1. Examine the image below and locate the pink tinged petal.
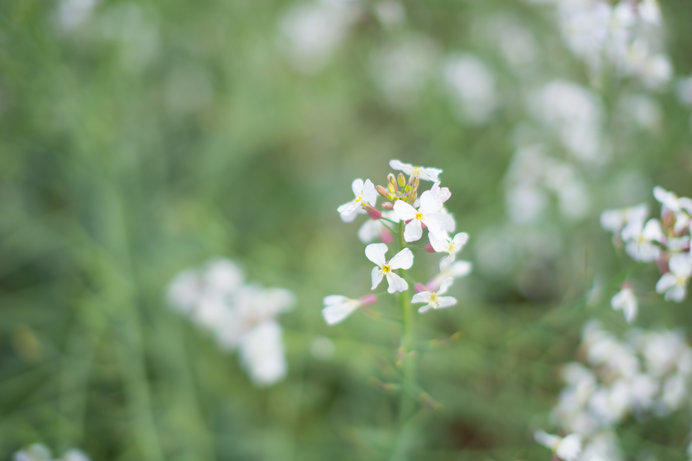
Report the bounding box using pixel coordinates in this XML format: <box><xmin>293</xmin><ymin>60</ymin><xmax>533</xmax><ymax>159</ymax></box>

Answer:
<box><xmin>656</xmin><ymin>273</ymin><xmax>677</xmax><ymax>293</ymax></box>
<box><xmin>365</xmin><ymin>243</ymin><xmax>388</xmax><ymax>266</ymax></box>
<box><xmin>393</xmin><ymin>200</ymin><xmax>417</xmax><ymax>221</ymax></box>
<box><xmin>438</xmin><ymin>277</ymin><xmax>454</xmax><ymax>295</ymax></box>
<box><xmin>322</xmin><ymin>299</ymin><xmax>359</xmax><ymax>325</ymax></box>
<box><xmin>389</xmin><ymin>247</ymin><xmax>414</xmax><ymax>270</ymax></box>
<box><xmin>404</xmin><ymin>220</ymin><xmax>423</xmax><ymax>242</ymax></box>
<box><xmin>435</xmin><ymin>296</ymin><xmax>457</xmax><ymax>309</ymax></box>
<box><xmin>371</xmin><ymin>266</ymin><xmax>384</xmax><ymax>290</ymax></box>
<box><xmin>358</xmin><ymin>294</ymin><xmax>377</xmax><ymax>305</ymax></box>
<box><xmin>362</xmin><ymin>179</ymin><xmax>378</xmax><ymax>205</ymax></box>
<box><xmin>419</xmin><ymin>190</ymin><xmax>443</xmax><ymax>213</ymax></box>
<box><xmin>411</xmin><ymin>291</ymin><xmax>432</xmax><ymax>304</ymax></box>
<box><xmin>385</xmin><ymin>272</ymin><xmax>408</xmax><ymax>293</ymax></box>
<box><xmin>414</xmin><ymin>283</ymin><xmax>427</xmax><ymax>292</ymax></box>
<box><xmin>351</xmin><ymin>178</ymin><xmax>365</xmax><ymax>196</ymax></box>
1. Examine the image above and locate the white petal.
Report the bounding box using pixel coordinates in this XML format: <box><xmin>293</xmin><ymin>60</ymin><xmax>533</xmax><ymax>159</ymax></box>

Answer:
<box><xmin>642</xmin><ymin>219</ymin><xmax>663</xmax><ymax>242</ymax></box>
<box><xmin>411</xmin><ymin>291</ymin><xmax>432</xmax><ymax>304</ymax></box>
<box><xmin>430</xmin><ymin>182</ymin><xmax>451</xmax><ymax>202</ymax></box>
<box><xmin>439</xmin><ymin>254</ymin><xmax>455</xmax><ymax>269</ymax></box>
<box><xmin>362</xmin><ymin>179</ymin><xmax>378</xmax><ymax>206</ymax></box>
<box><xmin>438</xmin><ymin>277</ymin><xmax>454</xmax><ymax>295</ymax></box>
<box><xmin>365</xmin><ymin>243</ymin><xmax>388</xmax><ymax>266</ymax></box>
<box><xmin>419</xmin><ymin>190</ymin><xmax>443</xmax><ymax>213</ymax></box>
<box><xmin>351</xmin><ymin>178</ymin><xmax>365</xmax><ymax>196</ymax></box>
<box><xmin>447</xmin><ymin>260</ymin><xmax>472</xmax><ymax>277</ymax></box>
<box><xmin>238</xmin><ymin>321</ymin><xmax>286</xmax><ymax>386</ymax></box>
<box><xmin>665</xmin><ymin>285</ymin><xmax>686</xmax><ymax>302</ymax></box>
<box><xmin>393</xmin><ymin>200</ymin><xmax>417</xmax><ymax>221</ymax></box>
<box><xmin>358</xmin><ymin>219</ymin><xmax>381</xmax><ymax>243</ymax></box>
<box><xmin>435</xmin><ymin>296</ymin><xmax>457</xmax><ymax>308</ymax></box>
<box><xmin>600</xmin><ymin>209</ymin><xmax>624</xmax><ymax>232</ymax></box>
<box><xmin>323</xmin><ymin>295</ymin><xmax>349</xmax><ymax>306</ymax></box>
<box><xmin>419</xmin><ymin>166</ymin><xmax>442</xmax><ymax>182</ymax></box>
<box><xmin>669</xmin><ymin>252</ymin><xmax>692</xmax><ymax>277</ymax></box>
<box><xmin>452</xmin><ymin>232</ymin><xmax>469</xmax><ymax>251</ymax></box>
<box><xmin>337</xmin><ymin>201</ymin><xmax>360</xmax><ymax>222</ymax></box>
<box><xmin>417</xmin><ymin>304</ymin><xmax>432</xmax><ymax>313</ymax></box>
<box><xmin>404</xmin><ymin>220</ymin><xmax>423</xmax><ymax>242</ymax></box>
<box><xmin>322</xmin><ymin>300</ymin><xmax>359</xmax><ymax>325</ymax></box>
<box><xmin>656</xmin><ymin>273</ymin><xmax>677</xmax><ymax>293</ymax></box>
<box><xmin>386</xmin><ymin>272</ymin><xmax>408</xmax><ymax>293</ymax></box>
<box><xmin>389</xmin><ymin>247</ymin><xmax>414</xmax><ymax>270</ymax></box>
<box><xmin>389</xmin><ymin>159</ymin><xmax>412</xmax><ymax>174</ymax></box>
<box><xmin>371</xmin><ymin>266</ymin><xmax>384</xmax><ymax>290</ymax></box>
<box><xmin>428</xmin><ymin>232</ymin><xmax>449</xmax><ymax>253</ymax></box>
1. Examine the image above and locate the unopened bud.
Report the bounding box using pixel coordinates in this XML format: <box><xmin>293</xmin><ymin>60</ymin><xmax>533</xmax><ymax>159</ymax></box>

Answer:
<box><xmin>425</xmin><ymin>243</ymin><xmax>435</xmax><ymax>253</ymax></box>
<box><xmin>397</xmin><ymin>173</ymin><xmax>406</xmax><ymax>188</ymax></box>
<box><xmin>381</xmin><ymin>228</ymin><xmax>393</xmax><ymax>244</ymax></box>
<box><xmin>382</xmin><ymin>202</ymin><xmax>394</xmax><ymax>210</ymax></box>
<box><xmin>408</xmin><ymin>191</ymin><xmax>417</xmax><ymax>204</ymax></box>
<box><xmin>358</xmin><ymin>294</ymin><xmax>377</xmax><ymax>305</ymax></box>
<box><xmin>366</xmin><ymin>206</ymin><xmax>382</xmax><ymax>220</ymax></box>
<box><xmin>376</xmin><ymin>185</ymin><xmax>389</xmax><ymax>198</ymax></box>
<box><xmin>414</xmin><ymin>283</ymin><xmax>427</xmax><ymax>292</ymax></box>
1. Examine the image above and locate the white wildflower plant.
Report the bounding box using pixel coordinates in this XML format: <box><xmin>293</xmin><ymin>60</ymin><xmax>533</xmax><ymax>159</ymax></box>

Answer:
<box><xmin>601</xmin><ymin>186</ymin><xmax>692</xmax><ymax>321</ymax></box>
<box><xmin>167</xmin><ymin>258</ymin><xmax>295</xmax><ymax>387</ymax></box>
<box><xmin>537</xmin><ymin>320</ymin><xmax>692</xmax><ymax>460</ymax></box>
<box><xmin>322</xmin><ymin>159</ymin><xmax>472</xmax><ymax>326</ymax></box>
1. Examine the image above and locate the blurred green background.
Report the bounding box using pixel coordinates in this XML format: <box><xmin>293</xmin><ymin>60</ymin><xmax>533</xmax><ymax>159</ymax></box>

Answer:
<box><xmin>1</xmin><ymin>0</ymin><xmax>692</xmax><ymax>459</ymax></box>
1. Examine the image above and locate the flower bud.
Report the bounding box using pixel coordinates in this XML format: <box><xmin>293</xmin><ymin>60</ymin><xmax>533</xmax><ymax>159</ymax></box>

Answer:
<box><xmin>425</xmin><ymin>243</ymin><xmax>435</xmax><ymax>253</ymax></box>
<box><xmin>414</xmin><ymin>283</ymin><xmax>427</xmax><ymax>293</ymax></box>
<box><xmin>397</xmin><ymin>173</ymin><xmax>406</xmax><ymax>188</ymax></box>
<box><xmin>366</xmin><ymin>205</ymin><xmax>382</xmax><ymax>220</ymax></box>
<box><xmin>408</xmin><ymin>191</ymin><xmax>417</xmax><ymax>204</ymax></box>
<box><xmin>376</xmin><ymin>185</ymin><xmax>389</xmax><ymax>198</ymax></box>
<box><xmin>382</xmin><ymin>202</ymin><xmax>394</xmax><ymax>210</ymax></box>
<box><xmin>381</xmin><ymin>228</ymin><xmax>393</xmax><ymax>244</ymax></box>
<box><xmin>358</xmin><ymin>293</ymin><xmax>377</xmax><ymax>306</ymax></box>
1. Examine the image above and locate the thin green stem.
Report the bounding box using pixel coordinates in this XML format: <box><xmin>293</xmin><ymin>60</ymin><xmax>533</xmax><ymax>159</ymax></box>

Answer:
<box><xmin>391</xmin><ymin>221</ymin><xmax>416</xmax><ymax>461</ymax></box>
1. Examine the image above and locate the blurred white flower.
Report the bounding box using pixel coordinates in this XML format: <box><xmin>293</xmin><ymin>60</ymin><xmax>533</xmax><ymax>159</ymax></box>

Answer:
<box><xmin>535</xmin><ymin>430</ymin><xmax>582</xmax><ymax>461</ymax></box>
<box><xmin>621</xmin><ymin>218</ymin><xmax>663</xmax><ymax>262</ymax></box>
<box><xmin>366</xmin><ymin>243</ymin><xmax>413</xmax><ymax>293</ymax></box>
<box><xmin>429</xmin><ymin>232</ymin><xmax>468</xmax><ymax>269</ymax></box>
<box><xmin>610</xmin><ymin>285</ymin><xmax>637</xmax><ymax>323</ymax></box>
<box><xmin>322</xmin><ymin>294</ymin><xmax>376</xmax><ymax>325</ymax></box>
<box><xmin>656</xmin><ymin>252</ymin><xmax>692</xmax><ymax>302</ymax></box>
<box><xmin>413</xmin><ymin>277</ymin><xmax>456</xmax><ymax>313</ymax></box>
<box><xmin>56</xmin><ymin>0</ymin><xmax>97</xmax><ymax>30</ymax></box>
<box><xmin>442</xmin><ymin>53</ymin><xmax>498</xmax><ymax>124</ymax></box>
<box><xmin>427</xmin><ymin>259</ymin><xmax>472</xmax><ymax>291</ymax></box>
<box><xmin>13</xmin><ymin>444</ymin><xmax>53</xmax><ymax>461</ymax></box>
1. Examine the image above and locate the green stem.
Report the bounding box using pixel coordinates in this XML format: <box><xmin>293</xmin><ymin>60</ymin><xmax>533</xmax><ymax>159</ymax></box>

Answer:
<box><xmin>391</xmin><ymin>222</ymin><xmax>416</xmax><ymax>461</ymax></box>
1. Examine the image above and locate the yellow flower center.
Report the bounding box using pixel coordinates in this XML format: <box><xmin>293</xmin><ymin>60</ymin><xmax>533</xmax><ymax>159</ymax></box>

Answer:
<box><xmin>429</xmin><ymin>292</ymin><xmax>438</xmax><ymax>305</ymax></box>
<box><xmin>355</xmin><ymin>195</ymin><xmax>362</xmax><ymax>203</ymax></box>
<box><xmin>415</xmin><ymin>212</ymin><xmax>423</xmax><ymax>220</ymax></box>
<box><xmin>382</xmin><ymin>264</ymin><xmax>391</xmax><ymax>273</ymax></box>
<box><xmin>448</xmin><ymin>244</ymin><xmax>455</xmax><ymax>253</ymax></box>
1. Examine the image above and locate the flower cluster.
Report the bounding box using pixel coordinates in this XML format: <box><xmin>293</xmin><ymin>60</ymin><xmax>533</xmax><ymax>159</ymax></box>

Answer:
<box><xmin>541</xmin><ymin>0</ymin><xmax>671</xmax><ymax>88</ymax></box>
<box><xmin>323</xmin><ymin>159</ymin><xmax>471</xmax><ymax>324</ymax></box>
<box><xmin>537</xmin><ymin>320</ymin><xmax>692</xmax><ymax>460</ymax></box>
<box><xmin>167</xmin><ymin>258</ymin><xmax>295</xmax><ymax>386</ymax></box>
<box><xmin>13</xmin><ymin>444</ymin><xmax>90</xmax><ymax>461</ymax></box>
<box><xmin>602</xmin><ymin>186</ymin><xmax>692</xmax><ymax>320</ymax></box>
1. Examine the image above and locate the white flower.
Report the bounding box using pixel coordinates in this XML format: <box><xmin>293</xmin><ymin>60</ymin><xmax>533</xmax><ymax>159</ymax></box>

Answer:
<box><xmin>13</xmin><ymin>444</ymin><xmax>53</xmax><ymax>461</ymax></box>
<box><xmin>322</xmin><ymin>294</ymin><xmax>376</xmax><ymax>325</ymax></box>
<box><xmin>429</xmin><ymin>232</ymin><xmax>469</xmax><ymax>268</ymax></box>
<box><xmin>656</xmin><ymin>252</ymin><xmax>692</xmax><ymax>302</ymax></box>
<box><xmin>61</xmin><ymin>449</ymin><xmax>91</xmax><ymax>461</ymax></box>
<box><xmin>600</xmin><ymin>203</ymin><xmax>648</xmax><ymax>234</ymax></box>
<box><xmin>337</xmin><ymin>178</ymin><xmax>378</xmax><ymax>223</ymax></box>
<box><xmin>534</xmin><ymin>430</ymin><xmax>582</xmax><ymax>461</ymax></box>
<box><xmin>621</xmin><ymin>218</ymin><xmax>663</xmax><ymax>262</ymax></box>
<box><xmin>238</xmin><ymin>320</ymin><xmax>287</xmax><ymax>386</ymax></box>
<box><xmin>413</xmin><ymin>277</ymin><xmax>456</xmax><ymax>313</ymax></box>
<box><xmin>389</xmin><ymin>159</ymin><xmax>442</xmax><ymax>182</ymax></box>
<box><xmin>428</xmin><ymin>260</ymin><xmax>472</xmax><ymax>290</ymax></box>
<box><xmin>610</xmin><ymin>286</ymin><xmax>637</xmax><ymax>323</ymax></box>
<box><xmin>653</xmin><ymin>186</ymin><xmax>692</xmax><ymax>233</ymax></box>
<box><xmin>365</xmin><ymin>243</ymin><xmax>413</xmax><ymax>293</ymax></box>
<box><xmin>442</xmin><ymin>53</ymin><xmax>498</xmax><ymax>124</ymax></box>
<box><xmin>393</xmin><ymin>190</ymin><xmax>446</xmax><ymax>242</ymax></box>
